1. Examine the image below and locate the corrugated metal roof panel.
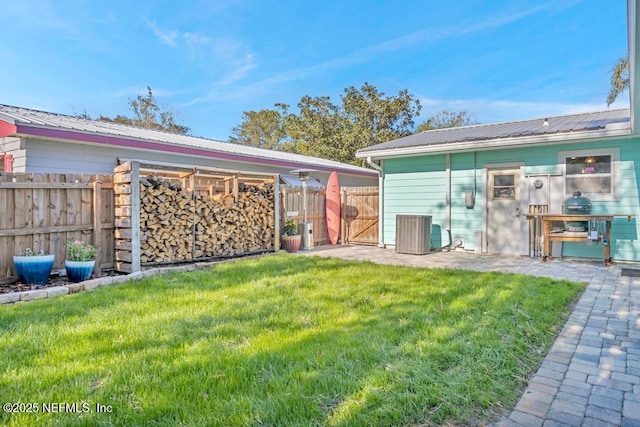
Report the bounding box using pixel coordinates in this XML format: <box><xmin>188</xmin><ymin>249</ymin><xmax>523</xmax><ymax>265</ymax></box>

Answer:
<box><xmin>358</xmin><ymin>109</ymin><xmax>630</xmax><ymax>154</ymax></box>
<box><xmin>0</xmin><ymin>104</ymin><xmax>376</xmax><ymax>175</ymax></box>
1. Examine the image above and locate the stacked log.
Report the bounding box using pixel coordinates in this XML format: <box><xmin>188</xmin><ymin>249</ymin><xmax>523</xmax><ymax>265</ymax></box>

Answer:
<box><xmin>139</xmin><ymin>175</ymin><xmax>274</xmax><ymax>263</ymax></box>
<box><xmin>139</xmin><ymin>176</ymin><xmax>194</xmax><ymax>263</ymax></box>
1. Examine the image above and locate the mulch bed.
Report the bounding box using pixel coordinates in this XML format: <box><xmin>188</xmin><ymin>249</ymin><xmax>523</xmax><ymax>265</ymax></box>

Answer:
<box><xmin>1</xmin><ymin>276</ymin><xmax>74</xmax><ymax>294</ymax></box>
<box><xmin>1</xmin><ymin>270</ymin><xmax>122</xmax><ymax>294</ymax></box>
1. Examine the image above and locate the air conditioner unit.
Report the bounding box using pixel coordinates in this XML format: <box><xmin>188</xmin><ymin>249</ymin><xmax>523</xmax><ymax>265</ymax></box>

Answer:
<box><xmin>395</xmin><ymin>215</ymin><xmax>432</xmax><ymax>255</ymax></box>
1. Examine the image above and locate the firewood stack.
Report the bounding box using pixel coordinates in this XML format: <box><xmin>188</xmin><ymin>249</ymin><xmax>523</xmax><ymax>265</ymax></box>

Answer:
<box><xmin>139</xmin><ymin>175</ymin><xmax>274</xmax><ymax>263</ymax></box>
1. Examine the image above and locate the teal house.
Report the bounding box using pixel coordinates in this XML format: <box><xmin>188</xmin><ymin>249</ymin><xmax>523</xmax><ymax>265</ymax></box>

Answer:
<box><xmin>356</xmin><ymin>2</ymin><xmax>640</xmax><ymax>263</ymax></box>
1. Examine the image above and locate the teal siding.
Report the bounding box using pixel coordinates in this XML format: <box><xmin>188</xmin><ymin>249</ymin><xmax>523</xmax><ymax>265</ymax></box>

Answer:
<box><xmin>382</xmin><ymin>136</ymin><xmax>640</xmax><ymax>261</ymax></box>
<box><xmin>450</xmin><ymin>153</ymin><xmax>482</xmax><ymax>250</ymax></box>
<box><xmin>383</xmin><ymin>156</ymin><xmax>447</xmax><ymax>247</ymax></box>
<box><xmin>559</xmin><ymin>139</ymin><xmax>640</xmax><ymax>260</ymax></box>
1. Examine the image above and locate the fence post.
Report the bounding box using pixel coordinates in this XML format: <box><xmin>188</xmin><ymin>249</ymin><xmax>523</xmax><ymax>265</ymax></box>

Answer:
<box><xmin>92</xmin><ymin>180</ymin><xmax>102</xmax><ymax>276</ymax></box>
<box><xmin>190</xmin><ymin>170</ymin><xmax>196</xmax><ymax>261</ymax></box>
<box><xmin>113</xmin><ymin>161</ymin><xmax>141</xmax><ymax>273</ymax></box>
<box><xmin>340</xmin><ymin>189</ymin><xmax>347</xmax><ymax>244</ymax></box>
<box><xmin>130</xmin><ymin>162</ymin><xmax>141</xmax><ymax>272</ymax></box>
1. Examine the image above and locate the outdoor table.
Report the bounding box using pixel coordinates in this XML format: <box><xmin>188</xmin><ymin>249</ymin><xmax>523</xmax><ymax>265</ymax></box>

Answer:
<box><xmin>524</xmin><ymin>214</ymin><xmax>634</xmax><ymax>266</ymax></box>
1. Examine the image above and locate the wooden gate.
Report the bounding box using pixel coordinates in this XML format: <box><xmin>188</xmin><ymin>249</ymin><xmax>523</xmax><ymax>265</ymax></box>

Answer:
<box><xmin>280</xmin><ymin>185</ymin><xmax>379</xmax><ymax>246</ymax></box>
<box><xmin>342</xmin><ymin>186</ymin><xmax>379</xmax><ymax>245</ymax></box>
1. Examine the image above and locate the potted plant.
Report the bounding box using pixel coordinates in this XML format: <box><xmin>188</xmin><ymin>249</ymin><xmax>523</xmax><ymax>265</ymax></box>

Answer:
<box><xmin>13</xmin><ymin>248</ymin><xmax>55</xmax><ymax>286</ymax></box>
<box><xmin>65</xmin><ymin>240</ymin><xmax>96</xmax><ymax>283</ymax></box>
<box><xmin>282</xmin><ymin>219</ymin><xmax>301</xmax><ymax>253</ymax></box>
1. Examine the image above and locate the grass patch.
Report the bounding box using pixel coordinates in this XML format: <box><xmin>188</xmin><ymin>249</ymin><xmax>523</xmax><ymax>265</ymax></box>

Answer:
<box><xmin>0</xmin><ymin>254</ymin><xmax>583</xmax><ymax>426</ymax></box>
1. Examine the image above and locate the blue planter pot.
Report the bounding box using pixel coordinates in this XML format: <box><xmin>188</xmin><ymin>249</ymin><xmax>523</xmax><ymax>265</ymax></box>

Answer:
<box><xmin>65</xmin><ymin>260</ymin><xmax>95</xmax><ymax>283</ymax></box>
<box><xmin>13</xmin><ymin>254</ymin><xmax>55</xmax><ymax>286</ymax></box>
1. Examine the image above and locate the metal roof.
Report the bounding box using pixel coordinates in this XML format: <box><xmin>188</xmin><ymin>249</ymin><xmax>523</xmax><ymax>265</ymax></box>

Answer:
<box><xmin>0</xmin><ymin>104</ymin><xmax>377</xmax><ymax>176</ymax></box>
<box><xmin>357</xmin><ymin>109</ymin><xmax>631</xmax><ymax>157</ymax></box>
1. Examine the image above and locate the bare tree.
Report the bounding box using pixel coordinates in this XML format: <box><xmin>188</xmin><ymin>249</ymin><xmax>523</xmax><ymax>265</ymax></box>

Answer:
<box><xmin>100</xmin><ymin>86</ymin><xmax>190</xmax><ymax>135</ymax></box>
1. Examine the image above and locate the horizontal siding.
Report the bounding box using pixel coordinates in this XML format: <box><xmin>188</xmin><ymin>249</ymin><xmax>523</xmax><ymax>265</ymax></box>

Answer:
<box><xmin>23</xmin><ymin>138</ymin><xmax>378</xmax><ymax>187</ymax></box>
<box><xmin>450</xmin><ymin>152</ymin><xmax>482</xmax><ymax>250</ymax></box>
<box><xmin>26</xmin><ymin>138</ymin><xmax>119</xmax><ymax>173</ymax></box>
<box><xmin>384</xmin><ymin>155</ymin><xmax>443</xmax><ymax>173</ymax></box>
<box><xmin>382</xmin><ymin>136</ymin><xmax>640</xmax><ymax>261</ymax></box>
<box><xmin>0</xmin><ymin>137</ymin><xmax>26</xmax><ymax>172</ymax></box>
<box><xmin>0</xmin><ymin>137</ymin><xmax>23</xmax><ymax>151</ymax></box>
<box><xmin>12</xmin><ymin>156</ymin><xmax>27</xmax><ymax>172</ymax></box>
<box><xmin>562</xmin><ymin>140</ymin><xmax>640</xmax><ymax>261</ymax></box>
<box><xmin>383</xmin><ymin>156</ymin><xmax>446</xmax><ymax>247</ymax></box>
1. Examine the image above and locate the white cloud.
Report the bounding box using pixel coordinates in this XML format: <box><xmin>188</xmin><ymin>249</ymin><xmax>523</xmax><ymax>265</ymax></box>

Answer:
<box><xmin>219</xmin><ymin>54</ymin><xmax>256</xmax><ymax>85</ymax></box>
<box><xmin>218</xmin><ymin>2</ymin><xmax>561</xmax><ymax>101</ymax></box>
<box><xmin>362</xmin><ymin>3</ymin><xmax>556</xmax><ymax>55</ymax></box>
<box><xmin>184</xmin><ymin>32</ymin><xmax>210</xmax><ymax>48</ymax></box>
<box><xmin>145</xmin><ymin>18</ymin><xmax>179</xmax><ymax>46</ymax></box>
<box><xmin>142</xmin><ymin>21</ymin><xmax>254</xmax><ymax>89</ymax></box>
<box><xmin>212</xmin><ymin>37</ymin><xmax>244</xmax><ymax>60</ymax></box>
<box><xmin>144</xmin><ymin>18</ymin><xmax>209</xmax><ymax>48</ymax></box>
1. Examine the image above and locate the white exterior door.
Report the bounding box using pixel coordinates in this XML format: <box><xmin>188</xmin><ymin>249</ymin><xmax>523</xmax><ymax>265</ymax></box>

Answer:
<box><xmin>486</xmin><ymin>168</ymin><xmax>521</xmax><ymax>254</ymax></box>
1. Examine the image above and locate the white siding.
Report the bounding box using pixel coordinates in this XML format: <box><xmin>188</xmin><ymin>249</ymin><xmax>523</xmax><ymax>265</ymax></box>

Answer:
<box><xmin>0</xmin><ymin>137</ymin><xmax>26</xmax><ymax>172</ymax></box>
<box><xmin>23</xmin><ymin>138</ymin><xmax>378</xmax><ymax>187</ymax></box>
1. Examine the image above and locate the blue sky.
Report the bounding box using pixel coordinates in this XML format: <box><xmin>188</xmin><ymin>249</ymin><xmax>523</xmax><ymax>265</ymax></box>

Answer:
<box><xmin>0</xmin><ymin>1</ymin><xmax>629</xmax><ymax>141</ymax></box>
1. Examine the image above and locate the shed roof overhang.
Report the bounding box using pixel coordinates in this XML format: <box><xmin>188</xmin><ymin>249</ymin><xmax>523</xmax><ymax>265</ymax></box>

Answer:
<box><xmin>1</xmin><ymin>119</ymin><xmax>377</xmax><ymax>178</ymax></box>
<box><xmin>356</xmin><ymin>124</ymin><xmax>633</xmax><ymax>161</ymax></box>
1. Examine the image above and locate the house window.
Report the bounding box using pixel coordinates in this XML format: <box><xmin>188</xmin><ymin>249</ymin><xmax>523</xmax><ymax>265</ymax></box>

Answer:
<box><xmin>492</xmin><ymin>174</ymin><xmax>516</xmax><ymax>199</ymax></box>
<box><xmin>559</xmin><ymin>148</ymin><xmax>619</xmax><ymax>201</ymax></box>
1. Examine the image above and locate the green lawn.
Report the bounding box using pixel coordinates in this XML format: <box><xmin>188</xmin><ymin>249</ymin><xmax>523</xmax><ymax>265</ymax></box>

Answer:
<box><xmin>0</xmin><ymin>254</ymin><xmax>583</xmax><ymax>426</ymax></box>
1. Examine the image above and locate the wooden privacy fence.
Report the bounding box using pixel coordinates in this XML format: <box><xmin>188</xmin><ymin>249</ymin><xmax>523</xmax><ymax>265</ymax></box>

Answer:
<box><xmin>280</xmin><ymin>185</ymin><xmax>379</xmax><ymax>246</ymax></box>
<box><xmin>0</xmin><ymin>173</ymin><xmax>115</xmax><ymax>284</ymax></box>
<box><xmin>113</xmin><ymin>161</ymin><xmax>278</xmax><ymax>273</ymax></box>
<box><xmin>0</xmin><ymin>168</ymin><xmax>377</xmax><ymax>282</ymax></box>
<box><xmin>281</xmin><ymin>185</ymin><xmax>330</xmax><ymax>245</ymax></box>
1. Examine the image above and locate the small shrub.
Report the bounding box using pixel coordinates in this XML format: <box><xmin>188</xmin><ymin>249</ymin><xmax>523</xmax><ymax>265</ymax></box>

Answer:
<box><xmin>17</xmin><ymin>248</ymin><xmax>47</xmax><ymax>256</ymax></box>
<box><xmin>66</xmin><ymin>240</ymin><xmax>96</xmax><ymax>261</ymax></box>
<box><xmin>284</xmin><ymin>219</ymin><xmax>298</xmax><ymax>236</ymax></box>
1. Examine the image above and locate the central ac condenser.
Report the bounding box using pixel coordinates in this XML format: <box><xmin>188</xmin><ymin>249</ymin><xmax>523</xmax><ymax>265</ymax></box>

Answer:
<box><xmin>395</xmin><ymin>215</ymin><xmax>432</xmax><ymax>255</ymax></box>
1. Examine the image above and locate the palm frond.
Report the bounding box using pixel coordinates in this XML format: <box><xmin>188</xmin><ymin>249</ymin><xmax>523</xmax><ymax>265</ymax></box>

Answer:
<box><xmin>607</xmin><ymin>57</ymin><xmax>629</xmax><ymax>106</ymax></box>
